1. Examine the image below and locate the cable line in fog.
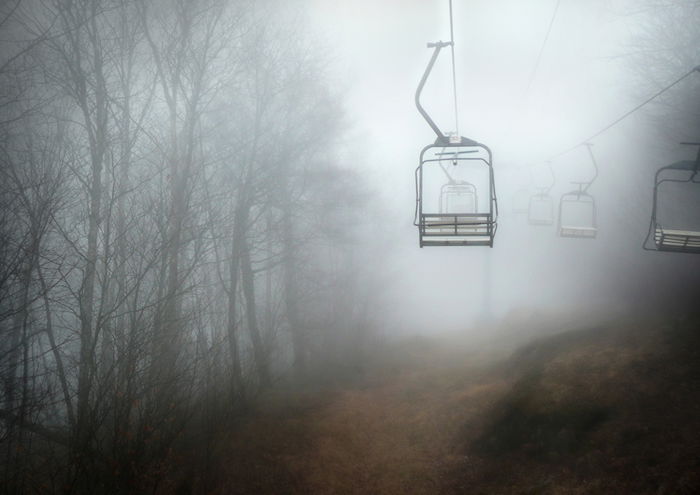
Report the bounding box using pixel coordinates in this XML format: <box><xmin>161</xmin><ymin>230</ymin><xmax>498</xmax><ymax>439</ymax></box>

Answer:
<box><xmin>523</xmin><ymin>0</ymin><xmax>562</xmax><ymax>99</ymax></box>
<box><xmin>548</xmin><ymin>65</ymin><xmax>700</xmax><ymax>160</ymax></box>
<box><xmin>449</xmin><ymin>0</ymin><xmax>459</xmax><ymax>136</ymax></box>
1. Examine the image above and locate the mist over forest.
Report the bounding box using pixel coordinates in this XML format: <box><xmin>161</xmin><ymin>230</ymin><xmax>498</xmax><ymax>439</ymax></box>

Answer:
<box><xmin>0</xmin><ymin>0</ymin><xmax>698</xmax><ymax>493</ymax></box>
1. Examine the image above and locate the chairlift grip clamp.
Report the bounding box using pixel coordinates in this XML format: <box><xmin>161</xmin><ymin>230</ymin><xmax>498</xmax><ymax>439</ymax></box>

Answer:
<box><xmin>680</xmin><ymin>142</ymin><xmax>700</xmax><ymax>173</ymax></box>
<box><xmin>427</xmin><ymin>41</ymin><xmax>453</xmax><ymax>49</ymax></box>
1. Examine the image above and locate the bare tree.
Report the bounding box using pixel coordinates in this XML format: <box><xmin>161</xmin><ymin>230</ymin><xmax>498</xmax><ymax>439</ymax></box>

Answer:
<box><xmin>0</xmin><ymin>0</ymin><xmax>383</xmax><ymax>491</ymax></box>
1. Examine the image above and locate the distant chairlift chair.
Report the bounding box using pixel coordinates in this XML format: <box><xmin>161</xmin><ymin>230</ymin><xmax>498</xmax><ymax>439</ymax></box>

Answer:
<box><xmin>440</xmin><ymin>180</ymin><xmax>478</xmax><ymax>215</ymax></box>
<box><xmin>512</xmin><ymin>188</ymin><xmax>531</xmax><ymax>215</ymax></box>
<box><xmin>643</xmin><ymin>142</ymin><xmax>700</xmax><ymax>253</ymax></box>
<box><xmin>414</xmin><ymin>40</ymin><xmax>497</xmax><ymax>247</ymax></box>
<box><xmin>512</xmin><ymin>168</ymin><xmax>532</xmax><ymax>215</ymax></box>
<box><xmin>557</xmin><ymin>143</ymin><xmax>599</xmax><ymax>239</ymax></box>
<box><xmin>528</xmin><ymin>162</ymin><xmax>555</xmax><ymax>226</ymax></box>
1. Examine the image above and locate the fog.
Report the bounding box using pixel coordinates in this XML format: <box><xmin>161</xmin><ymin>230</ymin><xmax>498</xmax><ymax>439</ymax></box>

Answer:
<box><xmin>0</xmin><ymin>0</ymin><xmax>698</xmax><ymax>492</ymax></box>
<box><xmin>310</xmin><ymin>0</ymin><xmax>700</xmax><ymax>333</ymax></box>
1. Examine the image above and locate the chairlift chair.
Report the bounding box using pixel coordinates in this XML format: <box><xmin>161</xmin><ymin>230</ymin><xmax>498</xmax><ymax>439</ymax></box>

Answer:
<box><xmin>643</xmin><ymin>142</ymin><xmax>700</xmax><ymax>253</ymax></box>
<box><xmin>512</xmin><ymin>168</ymin><xmax>532</xmax><ymax>215</ymax></box>
<box><xmin>417</xmin><ymin>145</ymin><xmax>497</xmax><ymax>246</ymax></box>
<box><xmin>440</xmin><ymin>182</ymin><xmax>478</xmax><ymax>214</ymax></box>
<box><xmin>414</xmin><ymin>39</ymin><xmax>497</xmax><ymax>247</ymax></box>
<box><xmin>512</xmin><ymin>188</ymin><xmax>530</xmax><ymax>215</ymax></box>
<box><xmin>528</xmin><ymin>162</ymin><xmax>555</xmax><ymax>226</ymax></box>
<box><xmin>558</xmin><ymin>185</ymin><xmax>597</xmax><ymax>238</ymax></box>
<box><xmin>557</xmin><ymin>143</ymin><xmax>599</xmax><ymax>239</ymax></box>
<box><xmin>528</xmin><ymin>189</ymin><xmax>554</xmax><ymax>225</ymax></box>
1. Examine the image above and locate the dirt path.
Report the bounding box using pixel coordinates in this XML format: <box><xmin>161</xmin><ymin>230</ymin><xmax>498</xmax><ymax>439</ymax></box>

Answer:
<box><xmin>299</xmin><ymin>370</ymin><xmax>503</xmax><ymax>494</ymax></box>
<box><xmin>219</xmin><ymin>339</ymin><xmax>510</xmax><ymax>494</ymax></box>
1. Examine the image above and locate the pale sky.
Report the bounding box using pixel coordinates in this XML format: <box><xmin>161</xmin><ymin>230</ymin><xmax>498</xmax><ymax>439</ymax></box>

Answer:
<box><xmin>305</xmin><ymin>0</ymin><xmax>698</xmax><ymax>334</ymax></box>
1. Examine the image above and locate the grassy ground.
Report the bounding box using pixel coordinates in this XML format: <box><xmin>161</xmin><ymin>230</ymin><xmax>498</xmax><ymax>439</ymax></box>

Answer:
<box><xmin>208</xmin><ymin>314</ymin><xmax>700</xmax><ymax>494</ymax></box>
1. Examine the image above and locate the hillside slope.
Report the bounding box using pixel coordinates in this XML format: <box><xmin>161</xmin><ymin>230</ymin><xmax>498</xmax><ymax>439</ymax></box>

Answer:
<box><xmin>208</xmin><ymin>315</ymin><xmax>700</xmax><ymax>494</ymax></box>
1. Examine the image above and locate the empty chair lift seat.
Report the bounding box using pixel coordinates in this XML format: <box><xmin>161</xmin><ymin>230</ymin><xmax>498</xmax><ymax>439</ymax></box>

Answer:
<box><xmin>654</xmin><ymin>227</ymin><xmax>700</xmax><ymax>253</ymax></box>
<box><xmin>643</xmin><ymin>149</ymin><xmax>700</xmax><ymax>254</ymax></box>
<box><xmin>559</xmin><ymin>225</ymin><xmax>597</xmax><ymax>238</ymax></box>
<box><xmin>420</xmin><ymin>213</ymin><xmax>494</xmax><ymax>246</ymax></box>
<box><xmin>528</xmin><ymin>193</ymin><xmax>554</xmax><ymax>225</ymax></box>
<box><xmin>558</xmin><ymin>189</ymin><xmax>597</xmax><ymax>239</ymax></box>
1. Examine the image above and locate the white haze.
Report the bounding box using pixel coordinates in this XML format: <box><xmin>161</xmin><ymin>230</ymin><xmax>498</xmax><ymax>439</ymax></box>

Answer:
<box><xmin>308</xmin><ymin>0</ymin><xmax>700</xmax><ymax>334</ymax></box>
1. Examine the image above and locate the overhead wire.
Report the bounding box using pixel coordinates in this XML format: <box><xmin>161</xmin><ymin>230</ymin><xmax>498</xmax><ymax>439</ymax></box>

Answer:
<box><xmin>523</xmin><ymin>0</ymin><xmax>562</xmax><ymax>99</ymax></box>
<box><xmin>504</xmin><ymin>6</ymin><xmax>698</xmax><ymax>246</ymax></box>
<box><xmin>526</xmin><ymin>65</ymin><xmax>698</xmax><ymax>241</ymax></box>
<box><xmin>514</xmin><ymin>0</ymin><xmax>698</xmax><ymax>166</ymax></box>
<box><xmin>547</xmin><ymin>65</ymin><xmax>700</xmax><ymax>161</ymax></box>
<box><xmin>502</xmin><ymin>0</ymin><xmax>561</xmax><ymax>144</ymax></box>
<box><xmin>449</xmin><ymin>0</ymin><xmax>459</xmax><ymax>137</ymax></box>
<box><xmin>440</xmin><ymin>2</ymin><xmax>697</xmax><ymax>175</ymax></box>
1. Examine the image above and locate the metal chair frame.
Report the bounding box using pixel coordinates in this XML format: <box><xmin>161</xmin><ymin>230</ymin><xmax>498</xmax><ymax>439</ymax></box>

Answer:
<box><xmin>415</xmin><ymin>144</ymin><xmax>497</xmax><ymax>247</ymax></box>
<box><xmin>528</xmin><ymin>162</ymin><xmax>555</xmax><ymax>226</ymax></box>
<box><xmin>643</xmin><ymin>142</ymin><xmax>700</xmax><ymax>254</ymax></box>
<box><xmin>557</xmin><ymin>185</ymin><xmax>598</xmax><ymax>238</ymax></box>
<box><xmin>557</xmin><ymin>143</ymin><xmax>599</xmax><ymax>238</ymax></box>
<box><xmin>512</xmin><ymin>168</ymin><xmax>532</xmax><ymax>215</ymax></box>
<box><xmin>413</xmin><ymin>39</ymin><xmax>498</xmax><ymax>247</ymax></box>
<box><xmin>528</xmin><ymin>188</ymin><xmax>554</xmax><ymax>226</ymax></box>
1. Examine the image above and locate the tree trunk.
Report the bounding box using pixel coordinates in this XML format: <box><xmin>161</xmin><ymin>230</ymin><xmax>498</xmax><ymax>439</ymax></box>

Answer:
<box><xmin>281</xmin><ymin>209</ymin><xmax>306</xmax><ymax>376</ymax></box>
<box><xmin>241</xmin><ymin>236</ymin><xmax>270</xmax><ymax>387</ymax></box>
<box><xmin>225</xmin><ymin>200</ymin><xmax>247</xmax><ymax>399</ymax></box>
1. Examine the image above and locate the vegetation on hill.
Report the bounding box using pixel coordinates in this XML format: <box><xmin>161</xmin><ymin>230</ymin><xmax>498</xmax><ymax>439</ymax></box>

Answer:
<box><xmin>186</xmin><ymin>314</ymin><xmax>700</xmax><ymax>494</ymax></box>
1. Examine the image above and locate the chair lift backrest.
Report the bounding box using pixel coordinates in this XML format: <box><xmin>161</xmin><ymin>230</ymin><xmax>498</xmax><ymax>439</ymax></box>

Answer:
<box><xmin>557</xmin><ymin>185</ymin><xmax>597</xmax><ymax>237</ymax></box>
<box><xmin>528</xmin><ymin>162</ymin><xmax>555</xmax><ymax>225</ymax></box>
<box><xmin>643</xmin><ymin>142</ymin><xmax>700</xmax><ymax>252</ymax></box>
<box><xmin>528</xmin><ymin>188</ymin><xmax>554</xmax><ymax>225</ymax></box>
<box><xmin>440</xmin><ymin>182</ymin><xmax>478</xmax><ymax>213</ymax></box>
<box><xmin>512</xmin><ymin>167</ymin><xmax>532</xmax><ymax>214</ymax></box>
<box><xmin>557</xmin><ymin>144</ymin><xmax>599</xmax><ymax>236</ymax></box>
<box><xmin>513</xmin><ymin>188</ymin><xmax>530</xmax><ymax>214</ymax></box>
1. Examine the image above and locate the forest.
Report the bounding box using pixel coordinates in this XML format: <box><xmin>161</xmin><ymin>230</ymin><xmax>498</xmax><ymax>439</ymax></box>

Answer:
<box><xmin>0</xmin><ymin>0</ymin><xmax>386</xmax><ymax>491</ymax></box>
<box><xmin>0</xmin><ymin>0</ymin><xmax>699</xmax><ymax>493</ymax></box>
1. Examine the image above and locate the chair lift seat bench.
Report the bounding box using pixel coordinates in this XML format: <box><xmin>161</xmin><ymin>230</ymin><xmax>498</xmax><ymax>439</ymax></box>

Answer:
<box><xmin>560</xmin><ymin>225</ymin><xmax>598</xmax><ymax>238</ymax></box>
<box><xmin>655</xmin><ymin>228</ymin><xmax>700</xmax><ymax>252</ymax></box>
<box><xmin>421</xmin><ymin>214</ymin><xmax>492</xmax><ymax>236</ymax></box>
<box><xmin>419</xmin><ymin>213</ymin><xmax>494</xmax><ymax>246</ymax></box>
<box><xmin>422</xmin><ymin>214</ymin><xmax>490</xmax><ymax>224</ymax></box>
<box><xmin>421</xmin><ymin>239</ymin><xmax>492</xmax><ymax>247</ymax></box>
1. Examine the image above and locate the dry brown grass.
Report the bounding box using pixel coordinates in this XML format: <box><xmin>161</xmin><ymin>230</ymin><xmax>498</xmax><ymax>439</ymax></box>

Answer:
<box><xmin>448</xmin><ymin>316</ymin><xmax>700</xmax><ymax>494</ymax></box>
<box><xmin>212</xmin><ymin>315</ymin><xmax>700</xmax><ymax>494</ymax></box>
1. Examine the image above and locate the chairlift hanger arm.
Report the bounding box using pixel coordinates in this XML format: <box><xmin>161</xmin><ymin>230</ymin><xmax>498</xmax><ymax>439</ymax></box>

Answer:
<box><xmin>680</xmin><ymin>141</ymin><xmax>700</xmax><ymax>175</ymax></box>
<box><xmin>439</xmin><ymin>161</ymin><xmax>456</xmax><ymax>184</ymax></box>
<box><xmin>563</xmin><ymin>184</ymin><xmax>594</xmax><ymax>198</ymax></box>
<box><xmin>539</xmin><ymin>160</ymin><xmax>555</xmax><ymax>194</ymax></box>
<box><xmin>583</xmin><ymin>142</ymin><xmax>599</xmax><ymax>192</ymax></box>
<box><xmin>416</xmin><ymin>41</ymin><xmax>453</xmax><ymax>144</ymax></box>
<box><xmin>436</xmin><ymin>148</ymin><xmax>480</xmax><ymax>183</ymax></box>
